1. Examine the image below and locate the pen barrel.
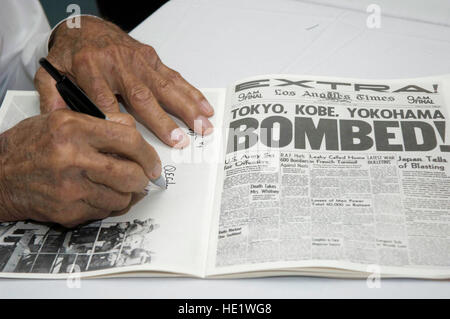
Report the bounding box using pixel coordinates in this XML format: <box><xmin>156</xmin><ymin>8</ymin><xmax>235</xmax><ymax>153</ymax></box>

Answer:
<box><xmin>39</xmin><ymin>58</ymin><xmax>63</xmax><ymax>82</ymax></box>
<box><xmin>56</xmin><ymin>78</ymin><xmax>107</xmax><ymax>120</ymax></box>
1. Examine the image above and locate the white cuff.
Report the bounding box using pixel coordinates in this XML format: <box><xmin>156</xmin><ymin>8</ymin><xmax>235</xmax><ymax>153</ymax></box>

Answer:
<box><xmin>25</xmin><ymin>30</ymin><xmax>52</xmax><ymax>76</ymax></box>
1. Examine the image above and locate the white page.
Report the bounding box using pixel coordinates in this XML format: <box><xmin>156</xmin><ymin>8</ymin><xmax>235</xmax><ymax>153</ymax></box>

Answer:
<box><xmin>0</xmin><ymin>89</ymin><xmax>225</xmax><ymax>278</ymax></box>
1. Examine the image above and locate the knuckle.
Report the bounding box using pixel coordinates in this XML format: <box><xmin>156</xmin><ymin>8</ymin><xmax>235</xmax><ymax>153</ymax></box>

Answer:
<box><xmin>167</xmin><ymin>70</ymin><xmax>182</xmax><ymax>81</ymax></box>
<box><xmin>49</xmin><ymin>144</ymin><xmax>77</xmax><ymax>172</ymax></box>
<box><xmin>138</xmin><ymin>45</ymin><xmax>157</xmax><ymax>60</ymax></box>
<box><xmin>129</xmin><ymin>84</ymin><xmax>151</xmax><ymax>103</ymax></box>
<box><xmin>122</xmin><ymin>113</ymin><xmax>136</xmax><ymax>127</ymax></box>
<box><xmin>157</xmin><ymin>77</ymin><xmax>174</xmax><ymax>91</ymax></box>
<box><xmin>141</xmin><ymin>45</ymin><xmax>161</xmax><ymax>69</ymax></box>
<box><xmin>47</xmin><ymin>110</ymin><xmax>78</xmax><ymax>134</ymax></box>
<box><xmin>191</xmin><ymin>89</ymin><xmax>205</xmax><ymax>102</ymax></box>
<box><xmin>143</xmin><ymin>45</ymin><xmax>156</xmax><ymax>56</ymax></box>
<box><xmin>47</xmin><ymin>159</ymin><xmax>85</xmax><ymax>199</ymax></box>
<box><xmin>103</xmin><ymin>157</ymin><xmax>117</xmax><ymax>173</ymax></box>
<box><xmin>94</xmin><ymin>91</ymin><xmax>116</xmax><ymax>109</ymax></box>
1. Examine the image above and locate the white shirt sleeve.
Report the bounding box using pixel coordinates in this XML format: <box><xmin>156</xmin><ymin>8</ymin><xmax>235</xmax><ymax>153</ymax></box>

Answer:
<box><xmin>0</xmin><ymin>0</ymin><xmax>51</xmax><ymax>101</ymax></box>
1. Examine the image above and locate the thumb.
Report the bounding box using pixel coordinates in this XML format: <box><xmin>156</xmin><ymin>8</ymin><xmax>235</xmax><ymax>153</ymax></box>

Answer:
<box><xmin>34</xmin><ymin>67</ymin><xmax>66</xmax><ymax>114</ymax></box>
<box><xmin>105</xmin><ymin>112</ymin><xmax>137</xmax><ymax>127</ymax></box>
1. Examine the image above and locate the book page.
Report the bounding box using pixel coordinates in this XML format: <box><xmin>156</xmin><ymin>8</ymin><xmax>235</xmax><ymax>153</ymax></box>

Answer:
<box><xmin>206</xmin><ymin>74</ymin><xmax>450</xmax><ymax>279</ymax></box>
<box><xmin>0</xmin><ymin>89</ymin><xmax>225</xmax><ymax>278</ymax></box>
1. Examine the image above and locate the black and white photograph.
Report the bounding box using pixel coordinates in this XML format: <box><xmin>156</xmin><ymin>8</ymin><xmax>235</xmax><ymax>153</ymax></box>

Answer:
<box><xmin>0</xmin><ymin>218</ymin><xmax>158</xmax><ymax>274</ymax></box>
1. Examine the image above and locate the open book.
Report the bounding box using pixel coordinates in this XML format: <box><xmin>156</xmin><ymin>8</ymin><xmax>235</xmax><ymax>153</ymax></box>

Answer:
<box><xmin>0</xmin><ymin>73</ymin><xmax>449</xmax><ymax>279</ymax></box>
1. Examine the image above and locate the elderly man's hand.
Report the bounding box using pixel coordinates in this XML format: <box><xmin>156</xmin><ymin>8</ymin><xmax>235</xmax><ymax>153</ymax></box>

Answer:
<box><xmin>0</xmin><ymin>110</ymin><xmax>159</xmax><ymax>228</ymax></box>
<box><xmin>35</xmin><ymin>16</ymin><xmax>214</xmax><ymax>149</ymax></box>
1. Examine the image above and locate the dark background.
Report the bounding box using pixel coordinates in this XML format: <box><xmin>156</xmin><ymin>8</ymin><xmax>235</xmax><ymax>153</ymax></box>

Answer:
<box><xmin>39</xmin><ymin>0</ymin><xmax>168</xmax><ymax>32</ymax></box>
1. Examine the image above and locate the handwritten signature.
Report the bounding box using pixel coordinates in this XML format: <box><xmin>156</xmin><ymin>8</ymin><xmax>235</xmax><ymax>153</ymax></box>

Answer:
<box><xmin>163</xmin><ymin>165</ymin><xmax>176</xmax><ymax>188</ymax></box>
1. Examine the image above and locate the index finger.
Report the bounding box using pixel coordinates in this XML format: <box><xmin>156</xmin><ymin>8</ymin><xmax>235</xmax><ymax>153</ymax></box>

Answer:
<box><xmin>35</xmin><ymin>67</ymin><xmax>67</xmax><ymax>113</ymax></box>
<box><xmin>81</xmin><ymin>115</ymin><xmax>162</xmax><ymax>180</ymax></box>
<box><xmin>158</xmin><ymin>62</ymin><xmax>214</xmax><ymax>117</ymax></box>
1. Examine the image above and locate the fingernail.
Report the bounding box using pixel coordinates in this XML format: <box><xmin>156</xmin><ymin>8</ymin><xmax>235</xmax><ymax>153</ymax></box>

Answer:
<box><xmin>170</xmin><ymin>128</ymin><xmax>190</xmax><ymax>149</ymax></box>
<box><xmin>200</xmin><ymin>100</ymin><xmax>214</xmax><ymax>115</ymax></box>
<box><xmin>151</xmin><ymin>162</ymin><xmax>162</xmax><ymax>180</ymax></box>
<box><xmin>195</xmin><ymin>115</ymin><xmax>214</xmax><ymax>135</ymax></box>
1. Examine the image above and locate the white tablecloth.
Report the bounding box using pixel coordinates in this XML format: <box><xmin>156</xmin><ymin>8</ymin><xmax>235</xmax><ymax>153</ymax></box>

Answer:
<box><xmin>2</xmin><ymin>0</ymin><xmax>449</xmax><ymax>298</ymax></box>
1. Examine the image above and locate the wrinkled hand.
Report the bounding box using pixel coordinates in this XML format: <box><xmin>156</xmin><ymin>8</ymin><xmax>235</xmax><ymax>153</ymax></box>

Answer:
<box><xmin>0</xmin><ymin>110</ymin><xmax>160</xmax><ymax>228</ymax></box>
<box><xmin>35</xmin><ymin>16</ymin><xmax>214</xmax><ymax>148</ymax></box>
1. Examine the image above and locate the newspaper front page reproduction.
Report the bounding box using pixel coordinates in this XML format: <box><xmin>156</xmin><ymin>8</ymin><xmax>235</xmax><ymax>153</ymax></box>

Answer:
<box><xmin>215</xmin><ymin>75</ymin><xmax>450</xmax><ymax>275</ymax></box>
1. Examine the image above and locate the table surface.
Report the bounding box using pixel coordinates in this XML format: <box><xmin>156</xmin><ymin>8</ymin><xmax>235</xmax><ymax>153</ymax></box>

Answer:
<box><xmin>2</xmin><ymin>0</ymin><xmax>450</xmax><ymax>298</ymax></box>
